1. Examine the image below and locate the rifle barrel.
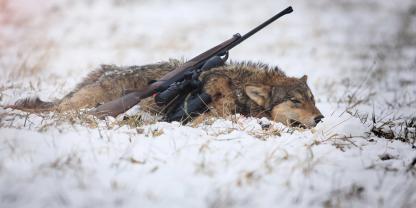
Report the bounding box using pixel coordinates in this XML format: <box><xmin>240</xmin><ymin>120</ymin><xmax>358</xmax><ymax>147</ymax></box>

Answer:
<box><xmin>225</xmin><ymin>6</ymin><xmax>293</xmax><ymax>51</ymax></box>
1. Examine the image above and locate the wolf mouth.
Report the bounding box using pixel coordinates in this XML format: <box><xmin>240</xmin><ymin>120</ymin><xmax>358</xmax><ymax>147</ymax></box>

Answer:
<box><xmin>289</xmin><ymin>119</ymin><xmax>306</xmax><ymax>128</ymax></box>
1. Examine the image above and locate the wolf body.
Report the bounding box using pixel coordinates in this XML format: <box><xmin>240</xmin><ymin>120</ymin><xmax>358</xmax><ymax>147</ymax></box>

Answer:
<box><xmin>8</xmin><ymin>59</ymin><xmax>323</xmax><ymax>128</ymax></box>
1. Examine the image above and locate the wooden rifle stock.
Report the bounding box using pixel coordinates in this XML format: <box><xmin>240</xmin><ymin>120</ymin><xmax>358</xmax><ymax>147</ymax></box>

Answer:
<box><xmin>91</xmin><ymin>89</ymin><xmax>147</xmax><ymax>118</ymax></box>
<box><xmin>90</xmin><ymin>6</ymin><xmax>293</xmax><ymax>118</ymax></box>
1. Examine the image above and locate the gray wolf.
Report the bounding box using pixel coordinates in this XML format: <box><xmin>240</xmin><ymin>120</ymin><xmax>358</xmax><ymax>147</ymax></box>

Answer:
<box><xmin>7</xmin><ymin>59</ymin><xmax>323</xmax><ymax>128</ymax></box>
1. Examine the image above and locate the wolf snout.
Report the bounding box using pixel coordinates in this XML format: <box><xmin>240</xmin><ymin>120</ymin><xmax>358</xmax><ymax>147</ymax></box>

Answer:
<box><xmin>314</xmin><ymin>115</ymin><xmax>324</xmax><ymax>124</ymax></box>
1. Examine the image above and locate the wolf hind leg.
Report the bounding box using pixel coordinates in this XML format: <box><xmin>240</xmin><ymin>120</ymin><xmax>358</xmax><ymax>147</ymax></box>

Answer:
<box><xmin>57</xmin><ymin>83</ymin><xmax>121</xmax><ymax>111</ymax></box>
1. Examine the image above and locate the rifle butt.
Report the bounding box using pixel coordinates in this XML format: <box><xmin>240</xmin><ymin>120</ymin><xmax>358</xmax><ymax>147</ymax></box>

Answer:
<box><xmin>90</xmin><ymin>91</ymin><xmax>143</xmax><ymax>118</ymax></box>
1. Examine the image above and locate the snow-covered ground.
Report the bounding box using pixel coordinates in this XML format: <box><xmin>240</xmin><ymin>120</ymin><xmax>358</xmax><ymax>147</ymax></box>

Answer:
<box><xmin>0</xmin><ymin>0</ymin><xmax>415</xmax><ymax>207</ymax></box>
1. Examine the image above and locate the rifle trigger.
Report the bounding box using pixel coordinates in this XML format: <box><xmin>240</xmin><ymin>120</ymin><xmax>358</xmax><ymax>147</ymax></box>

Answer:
<box><xmin>222</xmin><ymin>51</ymin><xmax>229</xmax><ymax>62</ymax></box>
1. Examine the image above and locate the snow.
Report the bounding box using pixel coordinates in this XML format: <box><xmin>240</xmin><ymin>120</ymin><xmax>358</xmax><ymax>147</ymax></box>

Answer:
<box><xmin>0</xmin><ymin>0</ymin><xmax>415</xmax><ymax>207</ymax></box>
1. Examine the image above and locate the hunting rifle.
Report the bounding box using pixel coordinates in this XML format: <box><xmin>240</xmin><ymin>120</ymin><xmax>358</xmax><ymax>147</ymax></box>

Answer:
<box><xmin>90</xmin><ymin>6</ymin><xmax>293</xmax><ymax>118</ymax></box>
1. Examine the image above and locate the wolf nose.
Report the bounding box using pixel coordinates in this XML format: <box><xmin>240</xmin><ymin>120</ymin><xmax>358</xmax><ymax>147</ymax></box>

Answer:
<box><xmin>314</xmin><ymin>115</ymin><xmax>324</xmax><ymax>124</ymax></box>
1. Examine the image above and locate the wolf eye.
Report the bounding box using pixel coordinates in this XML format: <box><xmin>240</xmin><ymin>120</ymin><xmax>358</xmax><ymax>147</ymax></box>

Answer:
<box><xmin>290</xmin><ymin>99</ymin><xmax>301</xmax><ymax>104</ymax></box>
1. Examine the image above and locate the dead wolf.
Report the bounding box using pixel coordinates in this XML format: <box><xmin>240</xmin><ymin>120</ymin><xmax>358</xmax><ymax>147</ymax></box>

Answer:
<box><xmin>7</xmin><ymin>59</ymin><xmax>323</xmax><ymax>128</ymax></box>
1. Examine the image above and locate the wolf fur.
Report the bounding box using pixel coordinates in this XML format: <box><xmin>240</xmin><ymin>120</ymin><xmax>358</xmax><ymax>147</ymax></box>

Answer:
<box><xmin>7</xmin><ymin>59</ymin><xmax>323</xmax><ymax>128</ymax></box>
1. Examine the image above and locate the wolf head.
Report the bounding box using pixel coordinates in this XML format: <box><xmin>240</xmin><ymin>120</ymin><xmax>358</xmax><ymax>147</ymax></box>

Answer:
<box><xmin>245</xmin><ymin>75</ymin><xmax>323</xmax><ymax>128</ymax></box>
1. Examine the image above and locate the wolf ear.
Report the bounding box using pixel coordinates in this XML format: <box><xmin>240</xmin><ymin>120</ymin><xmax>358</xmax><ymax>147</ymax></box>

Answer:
<box><xmin>245</xmin><ymin>85</ymin><xmax>271</xmax><ymax>107</ymax></box>
<box><xmin>300</xmin><ymin>75</ymin><xmax>308</xmax><ymax>83</ymax></box>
